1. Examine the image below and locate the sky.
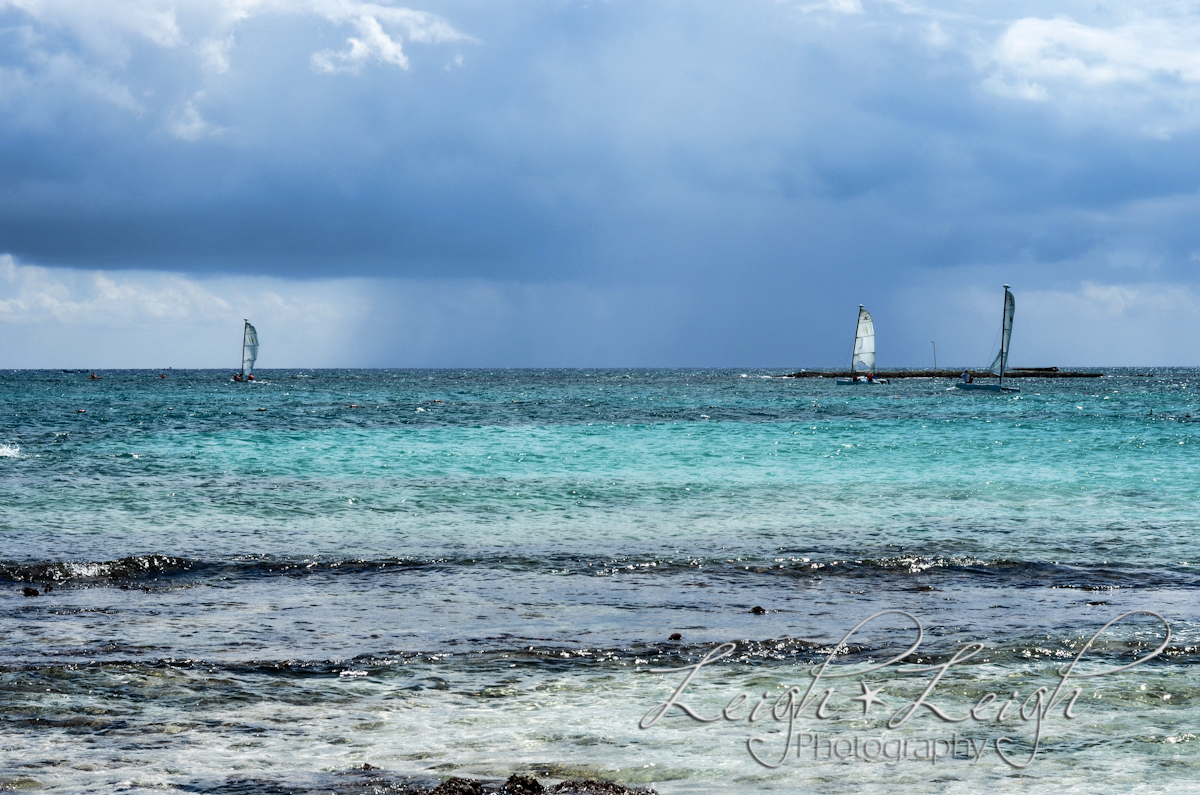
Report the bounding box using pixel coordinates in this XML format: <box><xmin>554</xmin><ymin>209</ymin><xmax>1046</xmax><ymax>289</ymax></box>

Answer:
<box><xmin>2</xmin><ymin>0</ymin><xmax>1200</xmax><ymax>368</ymax></box>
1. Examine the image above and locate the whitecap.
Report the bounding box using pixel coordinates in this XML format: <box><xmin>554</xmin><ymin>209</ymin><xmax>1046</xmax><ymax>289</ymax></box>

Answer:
<box><xmin>0</xmin><ymin>444</ymin><xmax>19</xmax><ymax>458</ymax></box>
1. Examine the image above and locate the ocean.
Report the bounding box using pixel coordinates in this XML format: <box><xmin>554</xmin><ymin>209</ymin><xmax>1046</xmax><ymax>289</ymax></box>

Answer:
<box><xmin>1</xmin><ymin>368</ymin><xmax>1196</xmax><ymax>793</ymax></box>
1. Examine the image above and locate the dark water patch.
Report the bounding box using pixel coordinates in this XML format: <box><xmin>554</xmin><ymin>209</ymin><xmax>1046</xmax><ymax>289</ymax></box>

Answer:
<box><xmin>171</xmin><ymin>770</ymin><xmax>434</xmax><ymax>795</ymax></box>
<box><xmin>12</xmin><ymin>629</ymin><xmax>1184</xmax><ymax>682</ymax></box>
<box><xmin>708</xmin><ymin>555</ymin><xmax>1200</xmax><ymax>592</ymax></box>
<box><xmin>4</xmin><ymin>551</ymin><xmax>1197</xmax><ymax>593</ymax></box>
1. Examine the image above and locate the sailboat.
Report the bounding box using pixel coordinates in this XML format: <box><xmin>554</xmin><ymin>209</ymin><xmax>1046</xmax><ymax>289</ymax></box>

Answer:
<box><xmin>957</xmin><ymin>285</ymin><xmax>1020</xmax><ymax>393</ymax></box>
<box><xmin>837</xmin><ymin>305</ymin><xmax>888</xmax><ymax>384</ymax></box>
<box><xmin>232</xmin><ymin>319</ymin><xmax>259</xmax><ymax>382</ymax></box>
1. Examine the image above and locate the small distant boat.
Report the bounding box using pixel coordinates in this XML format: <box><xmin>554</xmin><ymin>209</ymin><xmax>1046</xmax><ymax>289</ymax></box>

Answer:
<box><xmin>232</xmin><ymin>320</ymin><xmax>259</xmax><ymax>382</ymax></box>
<box><xmin>957</xmin><ymin>285</ymin><xmax>1020</xmax><ymax>393</ymax></box>
<box><xmin>837</xmin><ymin>305</ymin><xmax>889</xmax><ymax>384</ymax></box>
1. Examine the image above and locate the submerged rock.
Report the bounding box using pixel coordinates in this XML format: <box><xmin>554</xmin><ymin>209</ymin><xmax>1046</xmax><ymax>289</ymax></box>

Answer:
<box><xmin>420</xmin><ymin>777</ymin><xmax>652</xmax><ymax>795</ymax></box>
<box><xmin>552</xmin><ymin>781</ymin><xmax>657</xmax><ymax>794</ymax></box>
<box><xmin>432</xmin><ymin>778</ymin><xmax>483</xmax><ymax>795</ymax></box>
<box><xmin>503</xmin><ymin>774</ymin><xmax>544</xmax><ymax>794</ymax></box>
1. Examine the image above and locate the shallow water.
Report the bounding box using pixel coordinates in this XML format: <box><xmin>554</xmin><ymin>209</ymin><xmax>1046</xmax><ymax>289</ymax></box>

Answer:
<box><xmin>1</xmin><ymin>369</ymin><xmax>1196</xmax><ymax>793</ymax></box>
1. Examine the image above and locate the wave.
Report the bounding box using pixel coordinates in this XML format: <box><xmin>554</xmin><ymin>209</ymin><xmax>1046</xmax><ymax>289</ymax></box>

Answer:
<box><xmin>1</xmin><ymin>551</ymin><xmax>1196</xmax><ymax>592</ymax></box>
<box><xmin>0</xmin><ymin>553</ymin><xmax>200</xmax><ymax>585</ymax></box>
<box><xmin>0</xmin><ymin>444</ymin><xmax>19</xmax><ymax>457</ymax></box>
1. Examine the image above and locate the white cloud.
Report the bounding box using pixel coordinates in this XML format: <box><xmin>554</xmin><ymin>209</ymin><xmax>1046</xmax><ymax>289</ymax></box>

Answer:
<box><xmin>0</xmin><ymin>0</ymin><xmax>467</xmax><ymax>70</ymax></box>
<box><xmin>1030</xmin><ymin>281</ymin><xmax>1198</xmax><ymax>321</ymax></box>
<box><xmin>165</xmin><ymin>93</ymin><xmax>226</xmax><ymax>139</ymax></box>
<box><xmin>0</xmin><ymin>256</ymin><xmax>688</xmax><ymax>368</ymax></box>
<box><xmin>0</xmin><ymin>254</ymin><xmax>229</xmax><ymax>324</ymax></box>
<box><xmin>993</xmin><ymin>17</ymin><xmax>1200</xmax><ymax>88</ymax></box>
<box><xmin>312</xmin><ymin>13</ymin><xmax>409</xmax><ymax>72</ymax></box>
<box><xmin>0</xmin><ymin>49</ymin><xmax>143</xmax><ymax>126</ymax></box>
<box><xmin>923</xmin><ymin>21</ymin><xmax>949</xmax><ymax>49</ymax></box>
<box><xmin>0</xmin><ymin>255</ymin><xmax>373</xmax><ymax>367</ymax></box>
<box><xmin>309</xmin><ymin>2</ymin><xmax>471</xmax><ymax>73</ymax></box>
<box><xmin>0</xmin><ymin>0</ymin><xmax>185</xmax><ymax>62</ymax></box>
<box><xmin>0</xmin><ymin>0</ymin><xmax>469</xmax><ymax>136</ymax></box>
<box><xmin>984</xmin><ymin>15</ymin><xmax>1200</xmax><ymax>134</ymax></box>
<box><xmin>804</xmin><ymin>0</ymin><xmax>865</xmax><ymax>15</ymax></box>
<box><xmin>199</xmin><ymin>35</ymin><xmax>233</xmax><ymax>73</ymax></box>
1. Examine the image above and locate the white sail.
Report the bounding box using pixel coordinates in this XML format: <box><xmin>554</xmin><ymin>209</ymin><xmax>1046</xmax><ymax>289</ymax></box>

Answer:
<box><xmin>987</xmin><ymin>289</ymin><xmax>1015</xmax><ymax>376</ymax></box>
<box><xmin>851</xmin><ymin>306</ymin><xmax>875</xmax><ymax>372</ymax></box>
<box><xmin>241</xmin><ymin>321</ymin><xmax>259</xmax><ymax>378</ymax></box>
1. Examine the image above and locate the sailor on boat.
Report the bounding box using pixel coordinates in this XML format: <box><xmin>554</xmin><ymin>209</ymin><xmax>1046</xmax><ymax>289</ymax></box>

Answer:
<box><xmin>233</xmin><ymin>319</ymin><xmax>259</xmax><ymax>383</ymax></box>
<box><xmin>956</xmin><ymin>285</ymin><xmax>1020</xmax><ymax>393</ymax></box>
<box><xmin>836</xmin><ymin>305</ymin><xmax>889</xmax><ymax>385</ymax></box>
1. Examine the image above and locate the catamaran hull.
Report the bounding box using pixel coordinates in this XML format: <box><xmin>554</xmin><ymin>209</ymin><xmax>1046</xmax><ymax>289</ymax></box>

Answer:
<box><xmin>955</xmin><ymin>383</ymin><xmax>1020</xmax><ymax>392</ymax></box>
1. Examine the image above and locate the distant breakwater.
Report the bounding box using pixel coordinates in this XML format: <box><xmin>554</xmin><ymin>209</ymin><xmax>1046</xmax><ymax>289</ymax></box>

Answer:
<box><xmin>782</xmin><ymin>367</ymin><xmax>1105</xmax><ymax>379</ymax></box>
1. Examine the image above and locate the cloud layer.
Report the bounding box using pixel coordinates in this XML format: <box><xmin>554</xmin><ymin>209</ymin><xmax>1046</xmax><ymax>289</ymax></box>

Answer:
<box><xmin>1</xmin><ymin>0</ymin><xmax>1199</xmax><ymax>365</ymax></box>
<box><xmin>4</xmin><ymin>255</ymin><xmax>1196</xmax><ymax>367</ymax></box>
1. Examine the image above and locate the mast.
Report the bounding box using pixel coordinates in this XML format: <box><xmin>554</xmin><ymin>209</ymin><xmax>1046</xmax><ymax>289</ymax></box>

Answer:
<box><xmin>849</xmin><ymin>304</ymin><xmax>863</xmax><ymax>376</ymax></box>
<box><xmin>998</xmin><ymin>286</ymin><xmax>1009</xmax><ymax>389</ymax></box>
<box><xmin>241</xmin><ymin>319</ymin><xmax>249</xmax><ymax>379</ymax></box>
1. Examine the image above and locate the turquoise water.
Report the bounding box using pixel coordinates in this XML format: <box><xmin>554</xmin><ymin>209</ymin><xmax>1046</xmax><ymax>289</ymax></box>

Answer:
<box><xmin>1</xmin><ymin>369</ymin><xmax>1197</xmax><ymax>793</ymax></box>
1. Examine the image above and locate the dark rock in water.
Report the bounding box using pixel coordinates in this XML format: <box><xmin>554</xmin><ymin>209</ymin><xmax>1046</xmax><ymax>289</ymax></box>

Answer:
<box><xmin>432</xmin><ymin>778</ymin><xmax>483</xmax><ymax>795</ymax></box>
<box><xmin>668</xmin><ymin>632</ymin><xmax>682</xmax><ymax>641</ymax></box>
<box><xmin>413</xmin><ymin>778</ymin><xmax>651</xmax><ymax>795</ymax></box>
<box><xmin>22</xmin><ymin>586</ymin><xmax>40</xmax><ymax>597</ymax></box>
<box><xmin>43</xmin><ymin>584</ymin><xmax>52</xmax><ymax>593</ymax></box>
<box><xmin>360</xmin><ymin>763</ymin><xmax>379</xmax><ymax>770</ymax></box>
<box><xmin>750</xmin><ymin>605</ymin><xmax>766</xmax><ymax>615</ymax></box>
<box><xmin>503</xmin><ymin>774</ymin><xmax>544</xmax><ymax>794</ymax></box>
<box><xmin>552</xmin><ymin>781</ymin><xmax>657</xmax><ymax>795</ymax></box>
